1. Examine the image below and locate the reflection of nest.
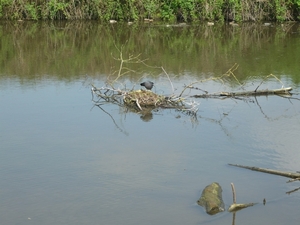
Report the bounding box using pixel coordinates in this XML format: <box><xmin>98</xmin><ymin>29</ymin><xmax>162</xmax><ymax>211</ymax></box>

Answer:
<box><xmin>124</xmin><ymin>90</ymin><xmax>166</xmax><ymax>109</ymax></box>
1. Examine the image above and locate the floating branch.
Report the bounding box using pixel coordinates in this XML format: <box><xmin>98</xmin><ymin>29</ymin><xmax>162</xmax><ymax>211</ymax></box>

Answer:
<box><xmin>229</xmin><ymin>164</ymin><xmax>300</xmax><ymax>194</ymax></box>
<box><xmin>188</xmin><ymin>66</ymin><xmax>293</xmax><ymax>99</ymax></box>
<box><xmin>219</xmin><ymin>87</ymin><xmax>292</xmax><ymax>97</ymax></box>
<box><xmin>286</xmin><ymin>187</ymin><xmax>300</xmax><ymax>194</ymax></box>
<box><xmin>228</xmin><ymin>202</ymin><xmax>256</xmax><ymax>212</ymax></box>
<box><xmin>192</xmin><ymin>87</ymin><xmax>292</xmax><ymax>98</ymax></box>
<box><xmin>228</xmin><ymin>163</ymin><xmax>300</xmax><ymax>179</ymax></box>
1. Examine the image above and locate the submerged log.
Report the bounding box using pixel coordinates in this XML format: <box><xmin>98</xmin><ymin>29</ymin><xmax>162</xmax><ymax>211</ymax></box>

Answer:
<box><xmin>228</xmin><ymin>163</ymin><xmax>300</xmax><ymax>179</ymax></box>
<box><xmin>197</xmin><ymin>182</ymin><xmax>225</xmax><ymax>215</ymax></box>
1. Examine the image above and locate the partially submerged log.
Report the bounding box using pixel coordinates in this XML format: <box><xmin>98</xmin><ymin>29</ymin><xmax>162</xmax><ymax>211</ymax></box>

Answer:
<box><xmin>228</xmin><ymin>163</ymin><xmax>300</xmax><ymax>179</ymax></box>
<box><xmin>197</xmin><ymin>182</ymin><xmax>225</xmax><ymax>215</ymax></box>
<box><xmin>192</xmin><ymin>87</ymin><xmax>292</xmax><ymax>98</ymax></box>
<box><xmin>228</xmin><ymin>183</ymin><xmax>256</xmax><ymax>212</ymax></box>
<box><xmin>220</xmin><ymin>87</ymin><xmax>292</xmax><ymax>97</ymax></box>
<box><xmin>228</xmin><ymin>203</ymin><xmax>256</xmax><ymax>212</ymax></box>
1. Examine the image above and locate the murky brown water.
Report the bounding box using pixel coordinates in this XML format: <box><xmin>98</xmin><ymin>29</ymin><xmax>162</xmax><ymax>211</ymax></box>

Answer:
<box><xmin>1</xmin><ymin>21</ymin><xmax>300</xmax><ymax>225</ymax></box>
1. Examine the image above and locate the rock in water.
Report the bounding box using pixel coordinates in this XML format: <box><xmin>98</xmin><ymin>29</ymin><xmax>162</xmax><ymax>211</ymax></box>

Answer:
<box><xmin>197</xmin><ymin>182</ymin><xmax>225</xmax><ymax>215</ymax></box>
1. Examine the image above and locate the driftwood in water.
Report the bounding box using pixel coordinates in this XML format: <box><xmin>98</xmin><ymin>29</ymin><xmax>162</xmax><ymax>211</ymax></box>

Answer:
<box><xmin>192</xmin><ymin>87</ymin><xmax>292</xmax><ymax>98</ymax></box>
<box><xmin>219</xmin><ymin>87</ymin><xmax>292</xmax><ymax>97</ymax></box>
<box><xmin>228</xmin><ymin>183</ymin><xmax>256</xmax><ymax>212</ymax></box>
<box><xmin>228</xmin><ymin>163</ymin><xmax>300</xmax><ymax>179</ymax></box>
<box><xmin>228</xmin><ymin>202</ymin><xmax>256</xmax><ymax>212</ymax></box>
<box><xmin>197</xmin><ymin>182</ymin><xmax>225</xmax><ymax>215</ymax></box>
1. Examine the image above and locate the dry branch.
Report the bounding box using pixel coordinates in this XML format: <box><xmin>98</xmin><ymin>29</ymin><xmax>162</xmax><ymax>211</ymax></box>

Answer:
<box><xmin>187</xmin><ymin>66</ymin><xmax>293</xmax><ymax>100</ymax></box>
<box><xmin>92</xmin><ymin>47</ymin><xmax>293</xmax><ymax>120</ymax></box>
<box><xmin>192</xmin><ymin>87</ymin><xmax>292</xmax><ymax>98</ymax></box>
<box><xmin>228</xmin><ymin>163</ymin><xmax>300</xmax><ymax>179</ymax></box>
<box><xmin>219</xmin><ymin>87</ymin><xmax>292</xmax><ymax>97</ymax></box>
<box><xmin>179</xmin><ymin>64</ymin><xmax>240</xmax><ymax>97</ymax></box>
<box><xmin>228</xmin><ymin>202</ymin><xmax>256</xmax><ymax>212</ymax></box>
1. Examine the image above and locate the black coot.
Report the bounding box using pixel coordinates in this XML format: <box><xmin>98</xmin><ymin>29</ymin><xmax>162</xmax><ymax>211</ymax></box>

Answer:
<box><xmin>140</xmin><ymin>81</ymin><xmax>154</xmax><ymax>90</ymax></box>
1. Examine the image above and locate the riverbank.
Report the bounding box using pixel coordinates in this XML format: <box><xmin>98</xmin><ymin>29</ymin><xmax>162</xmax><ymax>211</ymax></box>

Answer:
<box><xmin>0</xmin><ymin>0</ymin><xmax>300</xmax><ymax>22</ymax></box>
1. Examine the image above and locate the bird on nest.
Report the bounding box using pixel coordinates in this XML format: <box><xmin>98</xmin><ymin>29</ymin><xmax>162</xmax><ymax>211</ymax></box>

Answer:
<box><xmin>140</xmin><ymin>81</ymin><xmax>154</xmax><ymax>90</ymax></box>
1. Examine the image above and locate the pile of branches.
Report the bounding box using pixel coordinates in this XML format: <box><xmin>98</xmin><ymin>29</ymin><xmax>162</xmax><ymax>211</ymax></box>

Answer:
<box><xmin>91</xmin><ymin>46</ymin><xmax>296</xmax><ymax>119</ymax></box>
<box><xmin>91</xmin><ymin>84</ymin><xmax>199</xmax><ymax>114</ymax></box>
<box><xmin>91</xmin><ymin>45</ymin><xmax>199</xmax><ymax>116</ymax></box>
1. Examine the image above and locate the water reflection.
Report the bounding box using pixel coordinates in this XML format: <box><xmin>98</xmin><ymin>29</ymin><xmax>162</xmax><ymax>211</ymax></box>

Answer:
<box><xmin>1</xmin><ymin>21</ymin><xmax>300</xmax><ymax>83</ymax></box>
<box><xmin>140</xmin><ymin>110</ymin><xmax>153</xmax><ymax>122</ymax></box>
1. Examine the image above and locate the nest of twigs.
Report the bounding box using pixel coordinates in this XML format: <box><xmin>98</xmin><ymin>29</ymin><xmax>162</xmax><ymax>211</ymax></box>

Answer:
<box><xmin>91</xmin><ymin>84</ymin><xmax>199</xmax><ymax>116</ymax></box>
<box><xmin>124</xmin><ymin>90</ymin><xmax>166</xmax><ymax>108</ymax></box>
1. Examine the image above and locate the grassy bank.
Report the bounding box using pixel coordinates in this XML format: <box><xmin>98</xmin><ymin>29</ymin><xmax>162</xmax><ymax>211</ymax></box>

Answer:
<box><xmin>0</xmin><ymin>0</ymin><xmax>299</xmax><ymax>22</ymax></box>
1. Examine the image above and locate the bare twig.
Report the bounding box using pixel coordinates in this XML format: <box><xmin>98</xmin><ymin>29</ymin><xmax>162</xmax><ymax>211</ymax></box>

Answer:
<box><xmin>223</xmin><ymin>63</ymin><xmax>242</xmax><ymax>86</ymax></box>
<box><xmin>136</xmin><ymin>99</ymin><xmax>142</xmax><ymax>110</ymax></box>
<box><xmin>286</xmin><ymin>187</ymin><xmax>300</xmax><ymax>194</ymax></box>
<box><xmin>161</xmin><ymin>66</ymin><xmax>175</xmax><ymax>94</ymax></box>
<box><xmin>231</xmin><ymin>183</ymin><xmax>236</xmax><ymax>204</ymax></box>
<box><xmin>255</xmin><ymin>74</ymin><xmax>286</xmax><ymax>92</ymax></box>
<box><xmin>108</xmin><ymin>44</ymin><xmax>147</xmax><ymax>87</ymax></box>
<box><xmin>180</xmin><ymin>64</ymin><xmax>241</xmax><ymax>97</ymax></box>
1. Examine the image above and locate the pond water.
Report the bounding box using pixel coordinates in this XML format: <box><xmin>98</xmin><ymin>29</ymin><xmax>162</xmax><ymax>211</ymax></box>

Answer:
<box><xmin>1</xmin><ymin>21</ymin><xmax>300</xmax><ymax>225</ymax></box>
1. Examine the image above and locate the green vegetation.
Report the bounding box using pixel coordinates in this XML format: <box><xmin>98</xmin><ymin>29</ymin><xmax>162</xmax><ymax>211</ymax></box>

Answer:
<box><xmin>0</xmin><ymin>0</ymin><xmax>299</xmax><ymax>21</ymax></box>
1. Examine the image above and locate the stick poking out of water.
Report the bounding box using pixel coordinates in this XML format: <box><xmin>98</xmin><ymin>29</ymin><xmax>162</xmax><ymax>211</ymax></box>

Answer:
<box><xmin>228</xmin><ymin>183</ymin><xmax>256</xmax><ymax>212</ymax></box>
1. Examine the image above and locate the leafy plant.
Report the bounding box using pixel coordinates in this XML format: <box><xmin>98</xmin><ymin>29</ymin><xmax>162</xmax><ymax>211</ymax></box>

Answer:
<box><xmin>0</xmin><ymin>0</ymin><xmax>299</xmax><ymax>21</ymax></box>
<box><xmin>144</xmin><ymin>0</ymin><xmax>159</xmax><ymax>19</ymax></box>
<box><xmin>25</xmin><ymin>2</ymin><xmax>39</xmax><ymax>20</ymax></box>
<box><xmin>160</xmin><ymin>1</ymin><xmax>176</xmax><ymax>21</ymax></box>
<box><xmin>46</xmin><ymin>0</ymin><xmax>69</xmax><ymax>20</ymax></box>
